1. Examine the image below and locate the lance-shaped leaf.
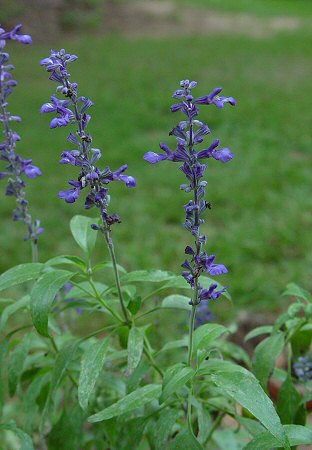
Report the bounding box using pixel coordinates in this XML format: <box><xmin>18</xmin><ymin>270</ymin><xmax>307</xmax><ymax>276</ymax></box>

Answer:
<box><xmin>78</xmin><ymin>337</ymin><xmax>110</xmax><ymax>410</ymax></box>
<box><xmin>0</xmin><ymin>421</ymin><xmax>34</xmax><ymax>450</ymax></box>
<box><xmin>193</xmin><ymin>323</ymin><xmax>227</xmax><ymax>354</ymax></box>
<box><xmin>127</xmin><ymin>327</ymin><xmax>144</xmax><ymax>375</ymax></box>
<box><xmin>245</xmin><ymin>424</ymin><xmax>312</xmax><ymax>449</ymax></box>
<box><xmin>0</xmin><ymin>338</ymin><xmax>9</xmax><ymax>417</ymax></box>
<box><xmin>169</xmin><ymin>428</ymin><xmax>203</xmax><ymax>449</ymax></box>
<box><xmin>88</xmin><ymin>384</ymin><xmax>162</xmax><ymax>422</ymax></box>
<box><xmin>30</xmin><ymin>269</ymin><xmax>74</xmax><ymax>336</ymax></box>
<box><xmin>160</xmin><ymin>365</ymin><xmax>194</xmax><ymax>403</ymax></box>
<box><xmin>161</xmin><ymin>294</ymin><xmax>192</xmax><ymax>311</ymax></box>
<box><xmin>0</xmin><ymin>295</ymin><xmax>29</xmax><ymax>331</ymax></box>
<box><xmin>45</xmin><ymin>255</ymin><xmax>87</xmax><ymax>271</ymax></box>
<box><xmin>0</xmin><ymin>263</ymin><xmax>43</xmax><ymax>292</ymax></box>
<box><xmin>207</xmin><ymin>363</ymin><xmax>289</xmax><ymax>449</ymax></box>
<box><xmin>70</xmin><ymin>215</ymin><xmax>99</xmax><ymax>257</ymax></box>
<box><xmin>253</xmin><ymin>333</ymin><xmax>284</xmax><ymax>390</ymax></box>
<box><xmin>121</xmin><ymin>270</ymin><xmax>175</xmax><ymax>284</ymax></box>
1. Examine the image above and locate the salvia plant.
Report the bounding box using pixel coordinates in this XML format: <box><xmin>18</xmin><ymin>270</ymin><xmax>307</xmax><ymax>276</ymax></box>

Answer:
<box><xmin>0</xmin><ymin>25</ymin><xmax>43</xmax><ymax>262</ymax></box>
<box><xmin>0</xmin><ymin>23</ymin><xmax>312</xmax><ymax>450</ymax></box>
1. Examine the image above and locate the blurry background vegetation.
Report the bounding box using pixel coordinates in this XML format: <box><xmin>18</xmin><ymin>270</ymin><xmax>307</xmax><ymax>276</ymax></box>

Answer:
<box><xmin>1</xmin><ymin>0</ymin><xmax>312</xmax><ymax>317</ymax></box>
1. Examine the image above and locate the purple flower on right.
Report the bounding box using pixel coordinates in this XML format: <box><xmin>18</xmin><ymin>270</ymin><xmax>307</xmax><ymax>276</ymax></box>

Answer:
<box><xmin>144</xmin><ymin>79</ymin><xmax>236</xmax><ymax>310</ymax></box>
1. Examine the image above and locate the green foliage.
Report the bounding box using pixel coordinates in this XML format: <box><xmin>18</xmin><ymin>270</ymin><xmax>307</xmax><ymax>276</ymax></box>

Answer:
<box><xmin>88</xmin><ymin>384</ymin><xmax>162</xmax><ymax>422</ymax></box>
<box><xmin>30</xmin><ymin>269</ymin><xmax>74</xmax><ymax>336</ymax></box>
<box><xmin>78</xmin><ymin>336</ymin><xmax>110</xmax><ymax>410</ymax></box>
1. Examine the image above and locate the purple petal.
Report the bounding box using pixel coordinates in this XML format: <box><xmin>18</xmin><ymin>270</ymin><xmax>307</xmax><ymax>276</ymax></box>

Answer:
<box><xmin>207</xmin><ymin>264</ymin><xmax>228</xmax><ymax>276</ymax></box>
<box><xmin>24</xmin><ymin>165</ymin><xmax>42</xmax><ymax>178</ymax></box>
<box><xmin>213</xmin><ymin>148</ymin><xmax>234</xmax><ymax>163</ymax></box>
<box><xmin>144</xmin><ymin>151</ymin><xmax>167</xmax><ymax>164</ymax></box>
<box><xmin>119</xmin><ymin>175</ymin><xmax>136</xmax><ymax>188</ymax></box>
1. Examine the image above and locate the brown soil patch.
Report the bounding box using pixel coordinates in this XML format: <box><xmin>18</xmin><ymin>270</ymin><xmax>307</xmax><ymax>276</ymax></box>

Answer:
<box><xmin>103</xmin><ymin>0</ymin><xmax>306</xmax><ymax>38</ymax></box>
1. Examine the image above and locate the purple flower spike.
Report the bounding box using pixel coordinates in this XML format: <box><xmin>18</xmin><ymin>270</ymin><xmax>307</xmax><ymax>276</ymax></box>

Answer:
<box><xmin>41</xmin><ymin>48</ymin><xmax>136</xmax><ymax>230</ymax></box>
<box><xmin>144</xmin><ymin>79</ymin><xmax>235</xmax><ymax>311</ymax></box>
<box><xmin>0</xmin><ymin>25</ymin><xmax>42</xmax><ymax>244</ymax></box>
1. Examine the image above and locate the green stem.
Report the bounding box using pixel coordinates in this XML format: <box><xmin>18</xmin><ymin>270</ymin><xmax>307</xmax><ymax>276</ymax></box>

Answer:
<box><xmin>103</xmin><ymin>230</ymin><xmax>130</xmax><ymax>324</ymax></box>
<box><xmin>187</xmin><ymin>304</ymin><xmax>197</xmax><ymax>435</ymax></box>
<box><xmin>187</xmin><ymin>305</ymin><xmax>197</xmax><ymax>367</ymax></box>
<box><xmin>31</xmin><ymin>238</ymin><xmax>38</xmax><ymax>263</ymax></box>
<box><xmin>143</xmin><ymin>336</ymin><xmax>164</xmax><ymax>378</ymax></box>
<box><xmin>204</xmin><ymin>412</ymin><xmax>225</xmax><ymax>445</ymax></box>
<box><xmin>88</xmin><ymin>277</ymin><xmax>123</xmax><ymax>323</ymax></box>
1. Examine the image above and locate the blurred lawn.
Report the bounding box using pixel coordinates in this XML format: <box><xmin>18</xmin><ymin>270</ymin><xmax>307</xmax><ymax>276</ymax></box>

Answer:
<box><xmin>1</xmin><ymin>4</ymin><xmax>312</xmax><ymax>315</ymax></box>
<box><xmin>175</xmin><ymin>0</ymin><xmax>312</xmax><ymax>16</ymax></box>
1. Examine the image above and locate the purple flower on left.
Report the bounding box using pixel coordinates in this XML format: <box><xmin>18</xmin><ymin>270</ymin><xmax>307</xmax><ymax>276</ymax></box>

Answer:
<box><xmin>0</xmin><ymin>25</ymin><xmax>43</xmax><ymax>251</ymax></box>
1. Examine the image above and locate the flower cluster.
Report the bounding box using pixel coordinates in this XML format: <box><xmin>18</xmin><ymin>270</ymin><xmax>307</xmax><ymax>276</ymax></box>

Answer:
<box><xmin>40</xmin><ymin>49</ymin><xmax>136</xmax><ymax>230</ymax></box>
<box><xmin>144</xmin><ymin>80</ymin><xmax>235</xmax><ymax>311</ymax></box>
<box><xmin>0</xmin><ymin>25</ymin><xmax>43</xmax><ymax>242</ymax></box>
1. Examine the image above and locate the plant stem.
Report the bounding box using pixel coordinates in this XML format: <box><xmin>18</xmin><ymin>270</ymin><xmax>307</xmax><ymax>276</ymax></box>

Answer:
<box><xmin>187</xmin><ymin>304</ymin><xmax>197</xmax><ymax>366</ymax></box>
<box><xmin>88</xmin><ymin>277</ymin><xmax>123</xmax><ymax>323</ymax></box>
<box><xmin>103</xmin><ymin>230</ymin><xmax>130</xmax><ymax>324</ymax></box>
<box><xmin>31</xmin><ymin>238</ymin><xmax>38</xmax><ymax>263</ymax></box>
<box><xmin>204</xmin><ymin>412</ymin><xmax>225</xmax><ymax>445</ymax></box>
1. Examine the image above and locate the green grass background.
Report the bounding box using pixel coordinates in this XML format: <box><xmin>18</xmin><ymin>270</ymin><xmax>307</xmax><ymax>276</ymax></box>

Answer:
<box><xmin>1</xmin><ymin>0</ymin><xmax>312</xmax><ymax>315</ymax></box>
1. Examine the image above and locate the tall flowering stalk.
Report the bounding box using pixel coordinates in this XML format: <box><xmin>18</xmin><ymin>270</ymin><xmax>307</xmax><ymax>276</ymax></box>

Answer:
<box><xmin>144</xmin><ymin>79</ymin><xmax>236</xmax><ymax>429</ymax></box>
<box><xmin>40</xmin><ymin>49</ymin><xmax>136</xmax><ymax>322</ymax></box>
<box><xmin>0</xmin><ymin>25</ymin><xmax>43</xmax><ymax>262</ymax></box>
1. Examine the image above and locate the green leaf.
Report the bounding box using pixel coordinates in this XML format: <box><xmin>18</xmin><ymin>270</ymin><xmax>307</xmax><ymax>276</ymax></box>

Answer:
<box><xmin>64</xmin><ymin>280</ymin><xmax>107</xmax><ymax>300</ymax></box>
<box><xmin>207</xmin><ymin>363</ymin><xmax>289</xmax><ymax>449</ymax></box>
<box><xmin>193</xmin><ymin>399</ymin><xmax>212</xmax><ymax>444</ymax></box>
<box><xmin>158</xmin><ymin>337</ymin><xmax>188</xmax><ymax>354</ymax></box>
<box><xmin>46</xmin><ymin>406</ymin><xmax>84</xmax><ymax>450</ymax></box>
<box><xmin>0</xmin><ymin>295</ymin><xmax>29</xmax><ymax>331</ymax></box>
<box><xmin>283</xmin><ymin>283</ymin><xmax>311</xmax><ymax>302</ymax></box>
<box><xmin>127</xmin><ymin>296</ymin><xmax>142</xmax><ymax>315</ymax></box>
<box><xmin>127</xmin><ymin>327</ymin><xmax>144</xmax><ymax>375</ymax></box>
<box><xmin>88</xmin><ymin>384</ymin><xmax>161</xmax><ymax>422</ymax></box>
<box><xmin>253</xmin><ymin>333</ymin><xmax>284</xmax><ymax>390</ymax></box>
<box><xmin>244</xmin><ymin>424</ymin><xmax>312</xmax><ymax>449</ymax></box>
<box><xmin>213</xmin><ymin>429</ymin><xmax>242</xmax><ymax>450</ymax></box>
<box><xmin>8</xmin><ymin>334</ymin><xmax>31</xmax><ymax>396</ymax></box>
<box><xmin>70</xmin><ymin>215</ymin><xmax>99</xmax><ymax>257</ymax></box>
<box><xmin>245</xmin><ymin>325</ymin><xmax>273</xmax><ymax>342</ymax></box>
<box><xmin>23</xmin><ymin>372</ymin><xmax>51</xmax><ymax>434</ymax></box>
<box><xmin>193</xmin><ymin>323</ymin><xmax>227</xmax><ymax>354</ymax></box>
<box><xmin>276</xmin><ymin>375</ymin><xmax>302</xmax><ymax>424</ymax></box>
<box><xmin>30</xmin><ymin>269</ymin><xmax>74</xmax><ymax>336</ymax></box>
<box><xmin>160</xmin><ymin>366</ymin><xmax>194</xmax><ymax>403</ymax></box>
<box><xmin>0</xmin><ymin>421</ymin><xmax>34</xmax><ymax>450</ymax></box>
<box><xmin>42</xmin><ymin>341</ymin><xmax>79</xmax><ymax>427</ymax></box>
<box><xmin>45</xmin><ymin>255</ymin><xmax>87</xmax><ymax>271</ymax></box>
<box><xmin>0</xmin><ymin>263</ymin><xmax>43</xmax><ymax>292</ymax></box>
<box><xmin>237</xmin><ymin>416</ymin><xmax>266</xmax><ymax>438</ymax></box>
<box><xmin>78</xmin><ymin>337</ymin><xmax>110</xmax><ymax>410</ymax></box>
<box><xmin>121</xmin><ymin>270</ymin><xmax>175</xmax><ymax>283</ymax></box>
<box><xmin>149</xmin><ymin>408</ymin><xmax>180</xmax><ymax>450</ymax></box>
<box><xmin>118</xmin><ymin>416</ymin><xmax>147</xmax><ymax>450</ymax></box>
<box><xmin>0</xmin><ymin>338</ymin><xmax>9</xmax><ymax>418</ymax></box>
<box><xmin>126</xmin><ymin>360</ymin><xmax>150</xmax><ymax>393</ymax></box>
<box><xmin>93</xmin><ymin>261</ymin><xmax>127</xmax><ymax>274</ymax></box>
<box><xmin>169</xmin><ymin>428</ymin><xmax>203</xmax><ymax>449</ymax></box>
<box><xmin>161</xmin><ymin>294</ymin><xmax>192</xmax><ymax>311</ymax></box>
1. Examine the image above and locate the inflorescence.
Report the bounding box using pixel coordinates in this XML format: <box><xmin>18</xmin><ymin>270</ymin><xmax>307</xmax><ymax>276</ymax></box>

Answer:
<box><xmin>0</xmin><ymin>25</ymin><xmax>43</xmax><ymax>242</ymax></box>
<box><xmin>144</xmin><ymin>80</ymin><xmax>236</xmax><ymax>312</ymax></box>
<box><xmin>40</xmin><ymin>49</ymin><xmax>136</xmax><ymax>232</ymax></box>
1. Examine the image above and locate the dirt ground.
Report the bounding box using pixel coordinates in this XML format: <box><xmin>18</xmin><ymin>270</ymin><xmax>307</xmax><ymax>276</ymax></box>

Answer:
<box><xmin>103</xmin><ymin>0</ymin><xmax>306</xmax><ymax>38</ymax></box>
